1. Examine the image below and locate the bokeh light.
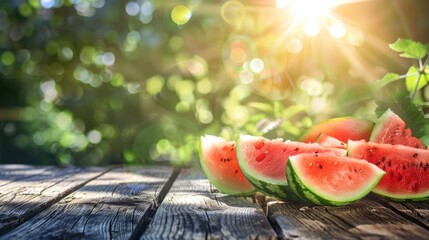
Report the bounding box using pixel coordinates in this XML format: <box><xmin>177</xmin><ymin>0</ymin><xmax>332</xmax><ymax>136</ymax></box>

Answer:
<box><xmin>171</xmin><ymin>5</ymin><xmax>192</xmax><ymax>25</ymax></box>
<box><xmin>329</xmin><ymin>22</ymin><xmax>346</xmax><ymax>39</ymax></box>
<box><xmin>250</xmin><ymin>58</ymin><xmax>265</xmax><ymax>73</ymax></box>
<box><xmin>221</xmin><ymin>1</ymin><xmax>245</xmax><ymax>25</ymax></box>
<box><xmin>0</xmin><ymin>0</ymin><xmax>428</xmax><ymax>167</ymax></box>
<box><xmin>304</xmin><ymin>21</ymin><xmax>321</xmax><ymax>37</ymax></box>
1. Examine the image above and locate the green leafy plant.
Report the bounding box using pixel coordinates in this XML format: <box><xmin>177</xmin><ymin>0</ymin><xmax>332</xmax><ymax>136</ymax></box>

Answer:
<box><xmin>378</xmin><ymin>39</ymin><xmax>429</xmax><ymax>101</ymax></box>
<box><xmin>375</xmin><ymin>38</ymin><xmax>429</xmax><ymax>144</ymax></box>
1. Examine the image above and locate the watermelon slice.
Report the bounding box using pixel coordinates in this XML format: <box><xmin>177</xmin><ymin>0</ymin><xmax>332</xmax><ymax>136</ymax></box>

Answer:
<box><xmin>286</xmin><ymin>152</ymin><xmax>385</xmax><ymax>206</ymax></box>
<box><xmin>316</xmin><ymin>133</ymin><xmax>346</xmax><ymax>149</ymax></box>
<box><xmin>370</xmin><ymin>108</ymin><xmax>424</xmax><ymax>148</ymax></box>
<box><xmin>236</xmin><ymin>134</ymin><xmax>347</xmax><ymax>200</ymax></box>
<box><xmin>199</xmin><ymin>135</ymin><xmax>256</xmax><ymax>196</ymax></box>
<box><xmin>348</xmin><ymin>140</ymin><xmax>429</xmax><ymax>201</ymax></box>
<box><xmin>299</xmin><ymin>117</ymin><xmax>374</xmax><ymax>143</ymax></box>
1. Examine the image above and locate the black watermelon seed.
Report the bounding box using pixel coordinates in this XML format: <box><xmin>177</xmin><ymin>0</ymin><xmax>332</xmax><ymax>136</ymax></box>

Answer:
<box><xmin>413</xmin><ymin>153</ymin><xmax>418</xmax><ymax>158</ymax></box>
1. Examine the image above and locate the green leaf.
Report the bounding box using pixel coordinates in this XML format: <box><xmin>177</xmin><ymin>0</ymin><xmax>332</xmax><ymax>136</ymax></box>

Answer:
<box><xmin>375</xmin><ymin>90</ymin><xmax>429</xmax><ymax>138</ymax></box>
<box><xmin>282</xmin><ymin>105</ymin><xmax>306</xmax><ymax>119</ymax></box>
<box><xmin>419</xmin><ymin>135</ymin><xmax>429</xmax><ymax>147</ymax></box>
<box><xmin>389</xmin><ymin>39</ymin><xmax>428</xmax><ymax>59</ymax></box>
<box><xmin>377</xmin><ymin>72</ymin><xmax>401</xmax><ymax>87</ymax></box>
<box><xmin>248</xmin><ymin>102</ymin><xmax>273</xmax><ymax>113</ymax></box>
<box><xmin>405</xmin><ymin>66</ymin><xmax>428</xmax><ymax>93</ymax></box>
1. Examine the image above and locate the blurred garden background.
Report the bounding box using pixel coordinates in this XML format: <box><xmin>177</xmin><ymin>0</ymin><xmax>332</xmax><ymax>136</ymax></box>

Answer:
<box><xmin>0</xmin><ymin>0</ymin><xmax>428</xmax><ymax>166</ymax></box>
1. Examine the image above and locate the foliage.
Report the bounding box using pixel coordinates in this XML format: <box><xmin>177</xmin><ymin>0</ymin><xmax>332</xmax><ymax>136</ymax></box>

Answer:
<box><xmin>0</xmin><ymin>1</ymin><xmax>428</xmax><ymax>166</ymax></box>
<box><xmin>374</xmin><ymin>38</ymin><xmax>429</xmax><ymax>144</ymax></box>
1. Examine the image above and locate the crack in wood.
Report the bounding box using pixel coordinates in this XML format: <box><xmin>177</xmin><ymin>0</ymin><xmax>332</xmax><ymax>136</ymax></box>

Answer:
<box><xmin>203</xmin><ymin>208</ymin><xmax>211</xmax><ymax>240</ymax></box>
<box><xmin>129</xmin><ymin>168</ymin><xmax>181</xmax><ymax>240</ymax></box>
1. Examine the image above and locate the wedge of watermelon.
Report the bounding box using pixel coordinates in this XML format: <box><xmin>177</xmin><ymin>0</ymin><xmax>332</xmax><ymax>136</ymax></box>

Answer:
<box><xmin>299</xmin><ymin>117</ymin><xmax>374</xmax><ymax>143</ymax></box>
<box><xmin>370</xmin><ymin>108</ymin><xmax>424</xmax><ymax>148</ymax></box>
<box><xmin>199</xmin><ymin>135</ymin><xmax>256</xmax><ymax>196</ymax></box>
<box><xmin>287</xmin><ymin>152</ymin><xmax>385</xmax><ymax>206</ymax></box>
<box><xmin>316</xmin><ymin>133</ymin><xmax>346</xmax><ymax>149</ymax></box>
<box><xmin>236</xmin><ymin>134</ymin><xmax>347</xmax><ymax>200</ymax></box>
<box><xmin>348</xmin><ymin>140</ymin><xmax>429</xmax><ymax>201</ymax></box>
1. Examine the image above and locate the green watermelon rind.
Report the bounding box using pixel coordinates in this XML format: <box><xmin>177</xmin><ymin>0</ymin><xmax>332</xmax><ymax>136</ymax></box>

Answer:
<box><xmin>372</xmin><ymin>189</ymin><xmax>429</xmax><ymax>202</ymax></box>
<box><xmin>286</xmin><ymin>155</ymin><xmax>385</xmax><ymax>206</ymax></box>
<box><xmin>236</xmin><ymin>136</ymin><xmax>300</xmax><ymax>200</ymax></box>
<box><xmin>369</xmin><ymin>108</ymin><xmax>394</xmax><ymax>142</ymax></box>
<box><xmin>199</xmin><ymin>135</ymin><xmax>256</xmax><ymax>196</ymax></box>
<box><xmin>347</xmin><ymin>140</ymin><xmax>429</xmax><ymax>202</ymax></box>
<box><xmin>239</xmin><ymin>171</ymin><xmax>290</xmax><ymax>200</ymax></box>
<box><xmin>236</xmin><ymin>135</ymin><xmax>347</xmax><ymax>201</ymax></box>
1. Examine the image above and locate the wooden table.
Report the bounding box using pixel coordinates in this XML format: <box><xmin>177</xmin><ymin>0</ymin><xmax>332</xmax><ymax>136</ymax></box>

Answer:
<box><xmin>0</xmin><ymin>165</ymin><xmax>428</xmax><ymax>239</ymax></box>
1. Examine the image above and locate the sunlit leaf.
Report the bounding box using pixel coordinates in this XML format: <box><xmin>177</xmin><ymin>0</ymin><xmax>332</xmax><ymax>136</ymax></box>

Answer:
<box><xmin>405</xmin><ymin>66</ymin><xmax>428</xmax><ymax>93</ymax></box>
<box><xmin>248</xmin><ymin>102</ymin><xmax>273</xmax><ymax>112</ymax></box>
<box><xmin>282</xmin><ymin>105</ymin><xmax>306</xmax><ymax>119</ymax></box>
<box><xmin>389</xmin><ymin>38</ymin><xmax>428</xmax><ymax>59</ymax></box>
<box><xmin>376</xmin><ymin>72</ymin><xmax>401</xmax><ymax>87</ymax></box>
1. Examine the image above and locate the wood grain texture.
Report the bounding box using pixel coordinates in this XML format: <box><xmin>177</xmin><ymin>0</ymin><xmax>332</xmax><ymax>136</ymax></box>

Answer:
<box><xmin>268</xmin><ymin>197</ymin><xmax>429</xmax><ymax>239</ymax></box>
<box><xmin>380</xmin><ymin>200</ymin><xmax>429</xmax><ymax>227</ymax></box>
<box><xmin>0</xmin><ymin>166</ymin><xmax>110</xmax><ymax>234</ymax></box>
<box><xmin>327</xmin><ymin>198</ymin><xmax>429</xmax><ymax>239</ymax></box>
<box><xmin>0</xmin><ymin>167</ymin><xmax>174</xmax><ymax>240</ymax></box>
<box><xmin>141</xmin><ymin>168</ymin><xmax>277</xmax><ymax>240</ymax></box>
<box><xmin>0</xmin><ymin>165</ymin><xmax>53</xmax><ymax>187</ymax></box>
<box><xmin>267</xmin><ymin>199</ymin><xmax>358</xmax><ymax>240</ymax></box>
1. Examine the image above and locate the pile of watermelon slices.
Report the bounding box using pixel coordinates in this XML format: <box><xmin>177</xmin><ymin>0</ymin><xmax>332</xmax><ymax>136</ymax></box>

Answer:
<box><xmin>199</xmin><ymin>109</ymin><xmax>429</xmax><ymax>206</ymax></box>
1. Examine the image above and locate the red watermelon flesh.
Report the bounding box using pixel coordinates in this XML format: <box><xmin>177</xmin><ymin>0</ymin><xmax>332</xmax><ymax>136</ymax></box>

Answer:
<box><xmin>316</xmin><ymin>133</ymin><xmax>347</xmax><ymax>149</ymax></box>
<box><xmin>299</xmin><ymin>117</ymin><xmax>374</xmax><ymax>143</ymax></box>
<box><xmin>199</xmin><ymin>135</ymin><xmax>256</xmax><ymax>196</ymax></box>
<box><xmin>287</xmin><ymin>152</ymin><xmax>385</xmax><ymax>205</ymax></box>
<box><xmin>348</xmin><ymin>140</ymin><xmax>429</xmax><ymax>201</ymax></box>
<box><xmin>237</xmin><ymin>135</ymin><xmax>347</xmax><ymax>185</ymax></box>
<box><xmin>370</xmin><ymin>108</ymin><xmax>424</xmax><ymax>148</ymax></box>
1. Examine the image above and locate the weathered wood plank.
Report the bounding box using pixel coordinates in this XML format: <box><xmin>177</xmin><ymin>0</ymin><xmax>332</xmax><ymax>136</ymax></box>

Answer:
<box><xmin>141</xmin><ymin>168</ymin><xmax>277</xmax><ymax>240</ymax></box>
<box><xmin>0</xmin><ymin>166</ymin><xmax>111</xmax><ymax>235</ymax></box>
<box><xmin>268</xmin><ymin>197</ymin><xmax>429</xmax><ymax>239</ymax></box>
<box><xmin>0</xmin><ymin>167</ymin><xmax>175</xmax><ymax>240</ymax></box>
<box><xmin>267</xmin><ymin>199</ymin><xmax>359</xmax><ymax>239</ymax></box>
<box><xmin>327</xmin><ymin>198</ymin><xmax>429</xmax><ymax>239</ymax></box>
<box><xmin>0</xmin><ymin>165</ymin><xmax>53</xmax><ymax>187</ymax></box>
<box><xmin>380</xmin><ymin>200</ymin><xmax>429</xmax><ymax>228</ymax></box>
